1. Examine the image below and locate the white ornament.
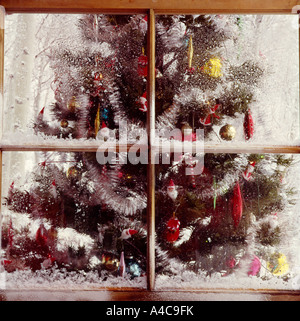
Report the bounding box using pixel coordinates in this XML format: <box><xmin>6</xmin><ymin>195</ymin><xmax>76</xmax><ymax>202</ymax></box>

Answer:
<box><xmin>167</xmin><ymin>179</ymin><xmax>178</xmax><ymax>201</ymax></box>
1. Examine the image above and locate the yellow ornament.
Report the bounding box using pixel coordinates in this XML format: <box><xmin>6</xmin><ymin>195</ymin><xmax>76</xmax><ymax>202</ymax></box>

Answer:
<box><xmin>267</xmin><ymin>253</ymin><xmax>289</xmax><ymax>276</ymax></box>
<box><xmin>94</xmin><ymin>105</ymin><xmax>101</xmax><ymax>136</ymax></box>
<box><xmin>219</xmin><ymin>124</ymin><xmax>236</xmax><ymax>141</ymax></box>
<box><xmin>187</xmin><ymin>35</ymin><xmax>193</xmax><ymax>70</ymax></box>
<box><xmin>66</xmin><ymin>166</ymin><xmax>79</xmax><ymax>179</ymax></box>
<box><xmin>68</xmin><ymin>96</ymin><xmax>80</xmax><ymax>112</ymax></box>
<box><xmin>202</xmin><ymin>57</ymin><xmax>223</xmax><ymax>78</ymax></box>
<box><xmin>102</xmin><ymin>254</ymin><xmax>120</xmax><ymax>272</ymax></box>
<box><xmin>60</xmin><ymin>119</ymin><xmax>68</xmax><ymax>128</ymax></box>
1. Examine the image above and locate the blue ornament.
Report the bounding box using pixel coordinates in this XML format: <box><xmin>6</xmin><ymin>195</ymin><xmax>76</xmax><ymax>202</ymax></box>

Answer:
<box><xmin>126</xmin><ymin>259</ymin><xmax>142</xmax><ymax>279</ymax></box>
<box><xmin>101</xmin><ymin>108</ymin><xmax>109</xmax><ymax>120</ymax></box>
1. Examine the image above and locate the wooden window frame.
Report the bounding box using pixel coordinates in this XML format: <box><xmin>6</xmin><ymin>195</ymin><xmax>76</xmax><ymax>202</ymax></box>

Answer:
<box><xmin>1</xmin><ymin>0</ymin><xmax>300</xmax><ymax>300</ymax></box>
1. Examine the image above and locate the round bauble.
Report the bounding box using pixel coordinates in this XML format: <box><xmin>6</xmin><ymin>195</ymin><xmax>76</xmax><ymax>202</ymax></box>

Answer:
<box><xmin>66</xmin><ymin>166</ymin><xmax>79</xmax><ymax>179</ymax></box>
<box><xmin>102</xmin><ymin>253</ymin><xmax>120</xmax><ymax>272</ymax></box>
<box><xmin>60</xmin><ymin>119</ymin><xmax>69</xmax><ymax>128</ymax></box>
<box><xmin>219</xmin><ymin>124</ymin><xmax>236</xmax><ymax>141</ymax></box>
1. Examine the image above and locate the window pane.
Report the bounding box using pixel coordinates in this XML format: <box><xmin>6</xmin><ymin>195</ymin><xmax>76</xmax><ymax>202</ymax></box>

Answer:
<box><xmin>1</xmin><ymin>152</ymin><xmax>147</xmax><ymax>289</ymax></box>
<box><xmin>155</xmin><ymin>153</ymin><xmax>300</xmax><ymax>290</ymax></box>
<box><xmin>3</xmin><ymin>14</ymin><xmax>148</xmax><ymax>145</ymax></box>
<box><xmin>155</xmin><ymin>15</ymin><xmax>299</xmax><ymax>145</ymax></box>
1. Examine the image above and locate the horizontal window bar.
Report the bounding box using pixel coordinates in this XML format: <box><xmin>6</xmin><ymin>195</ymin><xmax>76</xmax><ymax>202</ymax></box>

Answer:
<box><xmin>1</xmin><ymin>0</ymin><xmax>298</xmax><ymax>14</ymax></box>
<box><xmin>1</xmin><ymin>143</ymin><xmax>300</xmax><ymax>154</ymax></box>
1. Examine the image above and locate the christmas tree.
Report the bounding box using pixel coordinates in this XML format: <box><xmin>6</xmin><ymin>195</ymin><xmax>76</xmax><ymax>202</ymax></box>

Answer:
<box><xmin>1</xmin><ymin>14</ymin><xmax>299</xmax><ymax>288</ymax></box>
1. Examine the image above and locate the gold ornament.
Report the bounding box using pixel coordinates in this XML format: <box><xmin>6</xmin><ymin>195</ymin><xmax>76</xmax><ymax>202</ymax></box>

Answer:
<box><xmin>68</xmin><ymin>96</ymin><xmax>80</xmax><ymax>112</ymax></box>
<box><xmin>187</xmin><ymin>35</ymin><xmax>193</xmax><ymax>70</ymax></box>
<box><xmin>219</xmin><ymin>124</ymin><xmax>236</xmax><ymax>141</ymax></box>
<box><xmin>60</xmin><ymin>119</ymin><xmax>68</xmax><ymax>128</ymax></box>
<box><xmin>94</xmin><ymin>105</ymin><xmax>101</xmax><ymax>136</ymax></box>
<box><xmin>102</xmin><ymin>254</ymin><xmax>120</xmax><ymax>272</ymax></box>
<box><xmin>202</xmin><ymin>57</ymin><xmax>223</xmax><ymax>78</ymax></box>
<box><xmin>181</xmin><ymin>123</ymin><xmax>193</xmax><ymax>135</ymax></box>
<box><xmin>267</xmin><ymin>253</ymin><xmax>289</xmax><ymax>276</ymax></box>
<box><xmin>66</xmin><ymin>166</ymin><xmax>79</xmax><ymax>179</ymax></box>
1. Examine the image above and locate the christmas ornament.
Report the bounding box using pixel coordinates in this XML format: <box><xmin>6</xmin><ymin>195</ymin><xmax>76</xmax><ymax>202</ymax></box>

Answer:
<box><xmin>66</xmin><ymin>166</ymin><xmax>79</xmax><ymax>179</ymax></box>
<box><xmin>248</xmin><ymin>255</ymin><xmax>261</xmax><ymax>276</ymax></box>
<box><xmin>187</xmin><ymin>35</ymin><xmax>193</xmax><ymax>70</ymax></box>
<box><xmin>93</xmin><ymin>72</ymin><xmax>105</xmax><ymax>96</ymax></box>
<box><xmin>8</xmin><ymin>181</ymin><xmax>14</xmax><ymax>200</ymax></box>
<box><xmin>60</xmin><ymin>119</ymin><xmax>68</xmax><ymax>128</ymax></box>
<box><xmin>120</xmin><ymin>228</ymin><xmax>138</xmax><ymax>240</ymax></box>
<box><xmin>231</xmin><ymin>181</ymin><xmax>243</xmax><ymax>228</ymax></box>
<box><xmin>41</xmin><ymin>254</ymin><xmax>56</xmax><ymax>269</ymax></box>
<box><xmin>166</xmin><ymin>214</ymin><xmax>180</xmax><ymax>243</ymax></box>
<box><xmin>97</xmin><ymin>121</ymin><xmax>110</xmax><ymax>139</ymax></box>
<box><xmin>137</xmin><ymin>91</ymin><xmax>147</xmax><ymax>112</ymax></box>
<box><xmin>101</xmin><ymin>164</ymin><xmax>108</xmax><ymax>179</ymax></box>
<box><xmin>267</xmin><ymin>253</ymin><xmax>289</xmax><ymax>276</ymax></box>
<box><xmin>181</xmin><ymin>123</ymin><xmax>196</xmax><ymax>141</ymax></box>
<box><xmin>94</xmin><ymin>106</ymin><xmax>101</xmax><ymax>136</ymax></box>
<box><xmin>36</xmin><ymin>223</ymin><xmax>48</xmax><ymax>247</ymax></box>
<box><xmin>187</xmin><ymin>154</ymin><xmax>196</xmax><ymax>188</ymax></box>
<box><xmin>102</xmin><ymin>253</ymin><xmax>120</xmax><ymax>272</ymax></box>
<box><xmin>167</xmin><ymin>179</ymin><xmax>178</xmax><ymax>201</ymax></box>
<box><xmin>244</xmin><ymin>109</ymin><xmax>254</xmax><ymax>140</ymax></box>
<box><xmin>119</xmin><ymin>251</ymin><xmax>126</xmax><ymax>277</ymax></box>
<box><xmin>68</xmin><ymin>96</ymin><xmax>80</xmax><ymax>112</ymax></box>
<box><xmin>50</xmin><ymin>179</ymin><xmax>57</xmax><ymax>198</ymax></box>
<box><xmin>126</xmin><ymin>258</ymin><xmax>142</xmax><ymax>279</ymax></box>
<box><xmin>93</xmin><ymin>71</ymin><xmax>103</xmax><ymax>86</ymax></box>
<box><xmin>200</xmin><ymin>103</ymin><xmax>221</xmax><ymax>126</ymax></box>
<box><xmin>101</xmin><ymin>108</ymin><xmax>109</xmax><ymax>121</ymax></box>
<box><xmin>37</xmin><ymin>107</ymin><xmax>45</xmax><ymax>122</ymax></box>
<box><xmin>242</xmin><ymin>161</ymin><xmax>256</xmax><ymax>181</ymax></box>
<box><xmin>201</xmin><ymin>57</ymin><xmax>223</xmax><ymax>78</ymax></box>
<box><xmin>219</xmin><ymin>124</ymin><xmax>236</xmax><ymax>141</ymax></box>
<box><xmin>138</xmin><ymin>48</ymin><xmax>148</xmax><ymax>77</ymax></box>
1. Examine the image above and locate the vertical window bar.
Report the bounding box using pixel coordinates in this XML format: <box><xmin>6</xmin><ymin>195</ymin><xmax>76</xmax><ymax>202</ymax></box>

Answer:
<box><xmin>0</xmin><ymin>6</ymin><xmax>5</xmax><ymax>264</ymax></box>
<box><xmin>146</xmin><ymin>8</ymin><xmax>156</xmax><ymax>291</ymax></box>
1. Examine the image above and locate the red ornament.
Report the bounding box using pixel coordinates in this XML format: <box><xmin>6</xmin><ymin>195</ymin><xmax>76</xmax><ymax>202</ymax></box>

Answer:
<box><xmin>138</xmin><ymin>53</ymin><xmax>148</xmax><ymax>77</ymax></box>
<box><xmin>36</xmin><ymin>223</ymin><xmax>48</xmax><ymax>247</ymax></box>
<box><xmin>242</xmin><ymin>161</ymin><xmax>256</xmax><ymax>181</ymax></box>
<box><xmin>166</xmin><ymin>215</ymin><xmax>180</xmax><ymax>243</ymax></box>
<box><xmin>137</xmin><ymin>91</ymin><xmax>147</xmax><ymax>112</ymax></box>
<box><xmin>244</xmin><ymin>109</ymin><xmax>254</xmax><ymax>140</ymax></box>
<box><xmin>120</xmin><ymin>228</ymin><xmax>138</xmax><ymax>240</ymax></box>
<box><xmin>37</xmin><ymin>107</ymin><xmax>45</xmax><ymax>122</ymax></box>
<box><xmin>167</xmin><ymin>179</ymin><xmax>178</xmax><ymax>201</ymax></box>
<box><xmin>200</xmin><ymin>103</ymin><xmax>221</xmax><ymax>126</ymax></box>
<box><xmin>231</xmin><ymin>181</ymin><xmax>243</xmax><ymax>228</ymax></box>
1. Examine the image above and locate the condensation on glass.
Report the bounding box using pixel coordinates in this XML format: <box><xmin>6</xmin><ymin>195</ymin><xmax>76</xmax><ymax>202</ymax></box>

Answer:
<box><xmin>155</xmin><ymin>152</ymin><xmax>300</xmax><ymax>290</ymax></box>
<box><xmin>155</xmin><ymin>15</ymin><xmax>299</xmax><ymax>145</ymax></box>
<box><xmin>3</xmin><ymin>14</ymin><xmax>148</xmax><ymax>145</ymax></box>
<box><xmin>1</xmin><ymin>151</ymin><xmax>147</xmax><ymax>288</ymax></box>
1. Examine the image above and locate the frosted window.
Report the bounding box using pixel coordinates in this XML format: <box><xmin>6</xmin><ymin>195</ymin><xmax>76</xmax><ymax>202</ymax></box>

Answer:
<box><xmin>155</xmin><ymin>15</ymin><xmax>299</xmax><ymax>145</ymax></box>
<box><xmin>3</xmin><ymin>14</ymin><xmax>148</xmax><ymax>145</ymax></box>
<box><xmin>1</xmin><ymin>152</ymin><xmax>147</xmax><ymax>289</ymax></box>
<box><xmin>155</xmin><ymin>153</ymin><xmax>300</xmax><ymax>290</ymax></box>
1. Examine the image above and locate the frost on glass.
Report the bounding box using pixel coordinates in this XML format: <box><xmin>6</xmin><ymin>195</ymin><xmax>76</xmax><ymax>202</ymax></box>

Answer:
<box><xmin>155</xmin><ymin>15</ymin><xmax>299</xmax><ymax>145</ymax></box>
<box><xmin>155</xmin><ymin>153</ymin><xmax>300</xmax><ymax>290</ymax></box>
<box><xmin>3</xmin><ymin>14</ymin><xmax>147</xmax><ymax>145</ymax></box>
<box><xmin>1</xmin><ymin>152</ymin><xmax>147</xmax><ymax>289</ymax></box>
